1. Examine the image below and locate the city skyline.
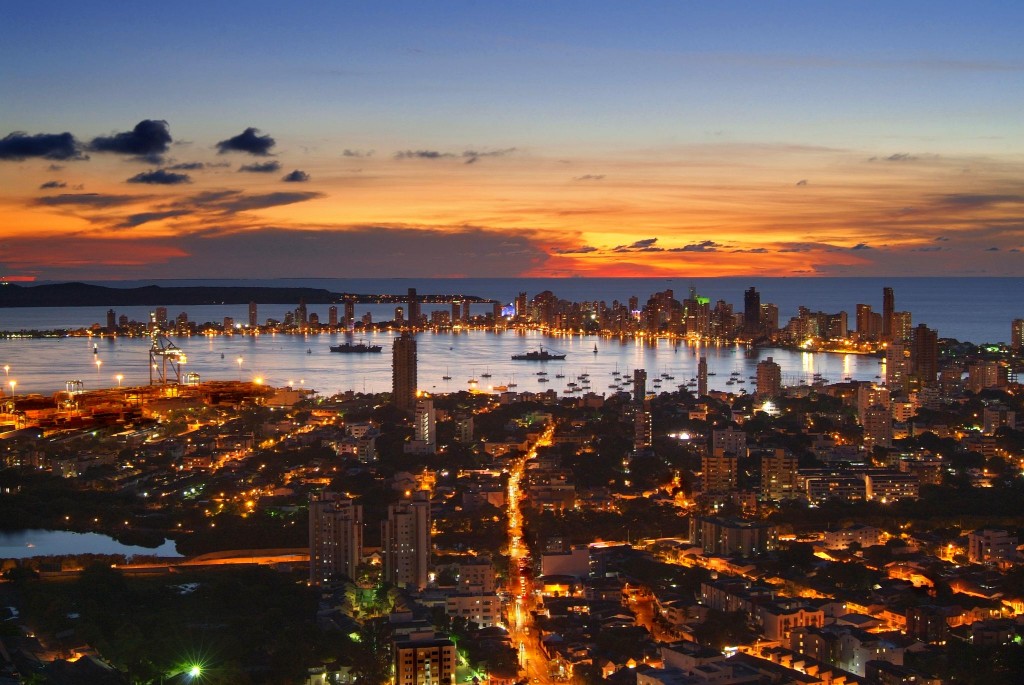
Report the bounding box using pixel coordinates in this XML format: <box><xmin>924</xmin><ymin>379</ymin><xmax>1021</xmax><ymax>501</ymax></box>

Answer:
<box><xmin>3</xmin><ymin>2</ymin><xmax>1024</xmax><ymax>280</ymax></box>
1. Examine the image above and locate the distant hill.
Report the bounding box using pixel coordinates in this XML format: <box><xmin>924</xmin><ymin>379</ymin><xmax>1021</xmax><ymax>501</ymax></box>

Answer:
<box><xmin>0</xmin><ymin>282</ymin><xmax>349</xmax><ymax>307</ymax></box>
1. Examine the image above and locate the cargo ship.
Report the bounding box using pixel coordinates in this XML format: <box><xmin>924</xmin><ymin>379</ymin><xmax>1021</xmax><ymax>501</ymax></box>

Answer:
<box><xmin>511</xmin><ymin>346</ymin><xmax>566</xmax><ymax>361</ymax></box>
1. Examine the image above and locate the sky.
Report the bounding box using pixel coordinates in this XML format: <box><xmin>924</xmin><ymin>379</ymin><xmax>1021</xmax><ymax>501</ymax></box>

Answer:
<box><xmin>2</xmin><ymin>1</ymin><xmax>1023</xmax><ymax>281</ymax></box>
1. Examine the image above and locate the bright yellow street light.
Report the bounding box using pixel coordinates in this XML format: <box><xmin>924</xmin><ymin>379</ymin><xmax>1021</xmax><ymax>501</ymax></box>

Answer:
<box><xmin>8</xmin><ymin>380</ymin><xmax>16</xmax><ymax>396</ymax></box>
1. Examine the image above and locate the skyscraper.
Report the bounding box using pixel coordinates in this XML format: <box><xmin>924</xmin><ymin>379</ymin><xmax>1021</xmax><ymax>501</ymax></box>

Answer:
<box><xmin>911</xmin><ymin>324</ymin><xmax>939</xmax><ymax>387</ymax></box>
<box><xmin>882</xmin><ymin>287</ymin><xmax>894</xmax><ymax>341</ymax></box>
<box><xmin>885</xmin><ymin>342</ymin><xmax>910</xmax><ymax>394</ymax></box>
<box><xmin>407</xmin><ymin>288</ymin><xmax>420</xmax><ymax>328</ymax></box>
<box><xmin>743</xmin><ymin>287</ymin><xmax>761</xmax><ymax>335</ymax></box>
<box><xmin>106</xmin><ymin>309</ymin><xmax>116</xmax><ymax>330</ymax></box>
<box><xmin>382</xmin><ymin>490</ymin><xmax>431</xmax><ymax>590</ymax></box>
<box><xmin>309</xmin><ymin>492</ymin><xmax>363</xmax><ymax>585</ymax></box>
<box><xmin>633</xmin><ymin>410</ymin><xmax>652</xmax><ymax>453</ymax></box>
<box><xmin>697</xmin><ymin>356</ymin><xmax>708</xmax><ymax>397</ymax></box>
<box><xmin>248</xmin><ymin>301</ymin><xmax>258</xmax><ymax>328</ymax></box>
<box><xmin>404</xmin><ymin>397</ymin><xmax>436</xmax><ymax>454</ymax></box>
<box><xmin>328</xmin><ymin>305</ymin><xmax>338</xmax><ymax>326</ymax></box>
<box><xmin>392</xmin><ymin>332</ymin><xmax>417</xmax><ymax>412</ymax></box>
<box><xmin>1013</xmin><ymin>319</ymin><xmax>1024</xmax><ymax>352</ymax></box>
<box><xmin>633</xmin><ymin>368</ymin><xmax>647</xmax><ymax>404</ymax></box>
<box><xmin>755</xmin><ymin>356</ymin><xmax>782</xmax><ymax>399</ymax></box>
<box><xmin>344</xmin><ymin>301</ymin><xmax>355</xmax><ymax>327</ymax></box>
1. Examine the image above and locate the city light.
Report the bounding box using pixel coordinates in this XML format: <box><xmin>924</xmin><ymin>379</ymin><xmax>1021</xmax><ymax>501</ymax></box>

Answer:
<box><xmin>115</xmin><ymin>373</ymin><xmax>123</xmax><ymax>387</ymax></box>
<box><xmin>8</xmin><ymin>380</ymin><xmax>15</xmax><ymax>396</ymax></box>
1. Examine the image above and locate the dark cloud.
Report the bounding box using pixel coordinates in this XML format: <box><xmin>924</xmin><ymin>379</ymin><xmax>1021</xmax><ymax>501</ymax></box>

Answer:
<box><xmin>732</xmin><ymin>247</ymin><xmax>769</xmax><ymax>254</ymax></box>
<box><xmin>170</xmin><ymin>190</ymin><xmax>323</xmax><ymax>214</ymax></box>
<box><xmin>89</xmin><ymin>120</ymin><xmax>172</xmax><ymax>163</ymax></box>
<box><xmin>551</xmin><ymin>246</ymin><xmax>598</xmax><ymax>254</ymax></box>
<box><xmin>166</xmin><ymin>162</ymin><xmax>206</xmax><ymax>170</ymax></box>
<box><xmin>342</xmin><ymin>149</ymin><xmax>373</xmax><ymax>157</ymax></box>
<box><xmin>238</xmin><ymin>160</ymin><xmax>282</xmax><ymax>173</ymax></box>
<box><xmin>795</xmin><ymin>179</ymin><xmax>808</xmax><ymax>186</ymax></box>
<box><xmin>0</xmin><ymin>131</ymin><xmax>83</xmax><ymax>161</ymax></box>
<box><xmin>394</xmin><ymin>150</ymin><xmax>456</xmax><ymax>160</ymax></box>
<box><xmin>282</xmin><ymin>170</ymin><xmax>310</xmax><ymax>183</ymax></box>
<box><xmin>462</xmin><ymin>148</ymin><xmax>517</xmax><ymax>164</ymax></box>
<box><xmin>613</xmin><ymin>240</ymin><xmax>663</xmax><ymax>253</ymax></box>
<box><xmin>127</xmin><ymin>169</ymin><xmax>191</xmax><ymax>185</ymax></box>
<box><xmin>116</xmin><ymin>210</ymin><xmax>192</xmax><ymax>228</ymax></box>
<box><xmin>34</xmin><ymin>193</ymin><xmax>143</xmax><ymax>208</ymax></box>
<box><xmin>669</xmin><ymin>240</ymin><xmax>721</xmax><ymax>253</ymax></box>
<box><xmin>850</xmin><ymin>243</ymin><xmax>872</xmax><ymax>250</ymax></box>
<box><xmin>986</xmin><ymin>247</ymin><xmax>1000</xmax><ymax>251</ymax></box>
<box><xmin>216</xmin><ymin>127</ymin><xmax>276</xmax><ymax>156</ymax></box>
<box><xmin>48</xmin><ymin>164</ymin><xmax>65</xmax><ymax>171</ymax></box>
<box><xmin>39</xmin><ymin>181</ymin><xmax>67</xmax><ymax>189</ymax></box>
<box><xmin>938</xmin><ymin>193</ymin><xmax>1024</xmax><ymax>208</ymax></box>
<box><xmin>573</xmin><ymin>174</ymin><xmax>605</xmax><ymax>181</ymax></box>
<box><xmin>868</xmin><ymin>152</ymin><xmax>919</xmax><ymax>162</ymax></box>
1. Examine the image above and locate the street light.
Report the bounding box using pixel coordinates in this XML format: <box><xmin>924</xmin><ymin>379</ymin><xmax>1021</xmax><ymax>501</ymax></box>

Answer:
<box><xmin>3</xmin><ymin>365</ymin><xmax>8</xmax><ymax>377</ymax></box>
<box><xmin>8</xmin><ymin>380</ymin><xmax>15</xmax><ymax>396</ymax></box>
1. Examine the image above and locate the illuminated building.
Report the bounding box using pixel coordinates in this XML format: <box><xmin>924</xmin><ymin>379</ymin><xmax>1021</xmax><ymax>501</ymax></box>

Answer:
<box><xmin>1013</xmin><ymin>318</ymin><xmax>1024</xmax><ymax>351</ymax></box>
<box><xmin>967</xmin><ymin>360</ymin><xmax>1004</xmax><ymax>393</ymax></box>
<box><xmin>382</xmin><ymin>490</ymin><xmax>431</xmax><ymax>590</ymax></box>
<box><xmin>701</xmin><ymin>452</ymin><xmax>738</xmax><ymax>493</ymax></box>
<box><xmin>106</xmin><ymin>308</ymin><xmax>116</xmax><ymax>329</ymax></box>
<box><xmin>755</xmin><ymin>356</ymin><xmax>782</xmax><ymax>398</ymax></box>
<box><xmin>405</xmin><ymin>397</ymin><xmax>436</xmax><ymax>454</ymax></box>
<box><xmin>309</xmin><ymin>492</ymin><xmax>363</xmax><ymax>585</ymax></box>
<box><xmin>248</xmin><ymin>301</ymin><xmax>258</xmax><ymax>327</ymax></box>
<box><xmin>761</xmin><ymin>450</ymin><xmax>798</xmax><ymax>501</ymax></box>
<box><xmin>760</xmin><ymin>302</ymin><xmax>779</xmax><ymax>333</ymax></box>
<box><xmin>967</xmin><ymin>528</ymin><xmax>1018</xmax><ymax>563</ymax></box>
<box><xmin>862</xmin><ymin>406</ymin><xmax>894</xmax><ymax>450</ymax></box>
<box><xmin>891</xmin><ymin>311</ymin><xmax>912</xmax><ymax>342</ymax></box>
<box><xmin>152</xmin><ymin>306</ymin><xmax>168</xmax><ymax>326</ymax></box>
<box><xmin>690</xmin><ymin>516</ymin><xmax>777</xmax><ymax>556</ymax></box>
<box><xmin>885</xmin><ymin>343</ymin><xmax>910</xmax><ymax>393</ymax></box>
<box><xmin>450</xmin><ymin>300</ymin><xmax>461</xmax><ymax>324</ymax></box>
<box><xmin>711</xmin><ymin>427</ymin><xmax>747</xmax><ymax>458</ymax></box>
<box><xmin>392</xmin><ymin>332</ymin><xmax>417</xmax><ymax>412</ymax></box>
<box><xmin>633</xmin><ymin>409</ymin><xmax>652</xmax><ymax>453</ymax></box>
<box><xmin>296</xmin><ymin>299</ymin><xmax>307</xmax><ymax>326</ymax></box>
<box><xmin>697</xmin><ymin>356</ymin><xmax>708</xmax><ymax>397</ymax></box>
<box><xmin>344</xmin><ymin>301</ymin><xmax>355</xmax><ymax>326</ymax></box>
<box><xmin>633</xmin><ymin>368</ymin><xmax>647</xmax><ymax>403</ymax></box>
<box><xmin>393</xmin><ymin>635</ymin><xmax>456</xmax><ymax>685</ymax></box>
<box><xmin>394</xmin><ymin>306</ymin><xmax>404</xmax><ymax>323</ymax></box>
<box><xmin>328</xmin><ymin>305</ymin><xmax>338</xmax><ymax>326</ymax></box>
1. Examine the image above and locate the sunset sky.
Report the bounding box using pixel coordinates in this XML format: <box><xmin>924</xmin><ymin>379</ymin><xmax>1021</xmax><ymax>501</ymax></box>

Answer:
<box><xmin>2</xmin><ymin>2</ymin><xmax>1023</xmax><ymax>281</ymax></box>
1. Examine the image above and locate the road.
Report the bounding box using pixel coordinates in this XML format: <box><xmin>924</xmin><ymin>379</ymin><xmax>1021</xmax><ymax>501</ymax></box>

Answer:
<box><xmin>505</xmin><ymin>425</ymin><xmax>557</xmax><ymax>683</ymax></box>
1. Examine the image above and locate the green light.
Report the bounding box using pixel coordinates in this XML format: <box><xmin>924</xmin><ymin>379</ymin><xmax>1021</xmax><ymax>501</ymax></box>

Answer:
<box><xmin>189</xmin><ymin>665</ymin><xmax>202</xmax><ymax>678</ymax></box>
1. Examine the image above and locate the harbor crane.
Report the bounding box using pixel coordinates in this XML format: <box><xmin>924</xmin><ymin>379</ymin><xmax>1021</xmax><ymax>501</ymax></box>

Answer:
<box><xmin>149</xmin><ymin>332</ymin><xmax>187</xmax><ymax>385</ymax></box>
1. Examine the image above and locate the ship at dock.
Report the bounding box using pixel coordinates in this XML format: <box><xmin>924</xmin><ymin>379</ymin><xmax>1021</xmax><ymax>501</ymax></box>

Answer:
<box><xmin>330</xmin><ymin>341</ymin><xmax>382</xmax><ymax>353</ymax></box>
<box><xmin>511</xmin><ymin>346</ymin><xmax>566</xmax><ymax>361</ymax></box>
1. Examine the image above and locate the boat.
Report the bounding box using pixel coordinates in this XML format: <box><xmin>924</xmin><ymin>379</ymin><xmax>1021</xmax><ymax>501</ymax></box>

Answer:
<box><xmin>511</xmin><ymin>346</ymin><xmax>566</xmax><ymax>361</ymax></box>
<box><xmin>307</xmin><ymin>348</ymin><xmax>312</xmax><ymax>354</ymax></box>
<box><xmin>537</xmin><ymin>371</ymin><xmax>548</xmax><ymax>376</ymax></box>
<box><xmin>481</xmin><ymin>369</ymin><xmax>492</xmax><ymax>378</ymax></box>
<box><xmin>593</xmin><ymin>344</ymin><xmax>598</xmax><ymax>354</ymax></box>
<box><xmin>555</xmin><ymin>372</ymin><xmax>565</xmax><ymax>379</ymax></box>
<box><xmin>442</xmin><ymin>367</ymin><xmax>452</xmax><ymax>380</ymax></box>
<box><xmin>330</xmin><ymin>341</ymin><xmax>382</xmax><ymax>353</ymax></box>
<box><xmin>538</xmin><ymin>377</ymin><xmax>549</xmax><ymax>383</ymax></box>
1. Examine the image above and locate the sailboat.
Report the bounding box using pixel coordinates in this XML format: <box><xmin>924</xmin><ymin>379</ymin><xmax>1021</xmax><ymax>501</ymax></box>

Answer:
<box><xmin>442</xmin><ymin>367</ymin><xmax>452</xmax><ymax>380</ymax></box>
<box><xmin>593</xmin><ymin>344</ymin><xmax>598</xmax><ymax>354</ymax></box>
<box><xmin>481</xmin><ymin>367</ymin><xmax>492</xmax><ymax>378</ymax></box>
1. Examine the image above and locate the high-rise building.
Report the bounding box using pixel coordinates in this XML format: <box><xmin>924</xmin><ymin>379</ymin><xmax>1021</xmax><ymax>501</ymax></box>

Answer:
<box><xmin>967</xmin><ymin>360</ymin><xmax>1004</xmax><ymax>393</ymax></box>
<box><xmin>382</xmin><ymin>490</ymin><xmax>431</xmax><ymax>590</ymax></box>
<box><xmin>248</xmin><ymin>301</ymin><xmax>258</xmax><ymax>327</ymax></box>
<box><xmin>407</xmin><ymin>288</ymin><xmax>420</xmax><ymax>327</ymax></box>
<box><xmin>882</xmin><ymin>287</ymin><xmax>894</xmax><ymax>341</ymax></box>
<box><xmin>328</xmin><ymin>305</ymin><xmax>338</xmax><ymax>326</ymax></box>
<box><xmin>106</xmin><ymin>309</ymin><xmax>116</xmax><ymax>329</ymax></box>
<box><xmin>633</xmin><ymin>368</ymin><xmax>647</xmax><ymax>403</ymax></box>
<box><xmin>761</xmin><ymin>450</ymin><xmax>798</xmax><ymax>501</ymax></box>
<box><xmin>712</xmin><ymin>427</ymin><xmax>748</xmax><ymax>458</ymax></box>
<box><xmin>405</xmin><ymin>397</ymin><xmax>436</xmax><ymax>454</ymax></box>
<box><xmin>309</xmin><ymin>492</ymin><xmax>363</xmax><ymax>585</ymax></box>
<box><xmin>743</xmin><ymin>287</ymin><xmax>761</xmax><ymax>335</ymax></box>
<box><xmin>344</xmin><ymin>301</ymin><xmax>355</xmax><ymax>327</ymax></box>
<box><xmin>863</xmin><ymin>405</ymin><xmax>894</xmax><ymax>450</ymax></box>
<box><xmin>856</xmin><ymin>304</ymin><xmax>875</xmax><ymax>341</ymax></box>
<box><xmin>891</xmin><ymin>311</ymin><xmax>912</xmax><ymax>342</ymax></box>
<box><xmin>697</xmin><ymin>356</ymin><xmax>708</xmax><ymax>397</ymax></box>
<box><xmin>702</xmin><ymin>453</ymin><xmax>738</xmax><ymax>493</ymax></box>
<box><xmin>451</xmin><ymin>301</ymin><xmax>461</xmax><ymax>324</ymax></box>
<box><xmin>756</xmin><ymin>356</ymin><xmax>782</xmax><ymax>399</ymax></box>
<box><xmin>1012</xmin><ymin>319</ymin><xmax>1024</xmax><ymax>352</ymax></box>
<box><xmin>393</xmin><ymin>635</ymin><xmax>456</xmax><ymax>685</ymax></box>
<box><xmin>633</xmin><ymin>410</ymin><xmax>652</xmax><ymax>453</ymax></box>
<box><xmin>392</xmin><ymin>332</ymin><xmax>417</xmax><ymax>412</ymax></box>
<box><xmin>394</xmin><ymin>306</ymin><xmax>405</xmax><ymax>323</ymax></box>
<box><xmin>885</xmin><ymin>343</ymin><xmax>910</xmax><ymax>394</ymax></box>
<box><xmin>462</xmin><ymin>299</ymin><xmax>471</xmax><ymax>323</ymax></box>
<box><xmin>296</xmin><ymin>299</ymin><xmax>308</xmax><ymax>326</ymax></box>
<box><xmin>911</xmin><ymin>324</ymin><xmax>939</xmax><ymax>387</ymax></box>
<box><xmin>152</xmin><ymin>307</ymin><xmax>168</xmax><ymax>326</ymax></box>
